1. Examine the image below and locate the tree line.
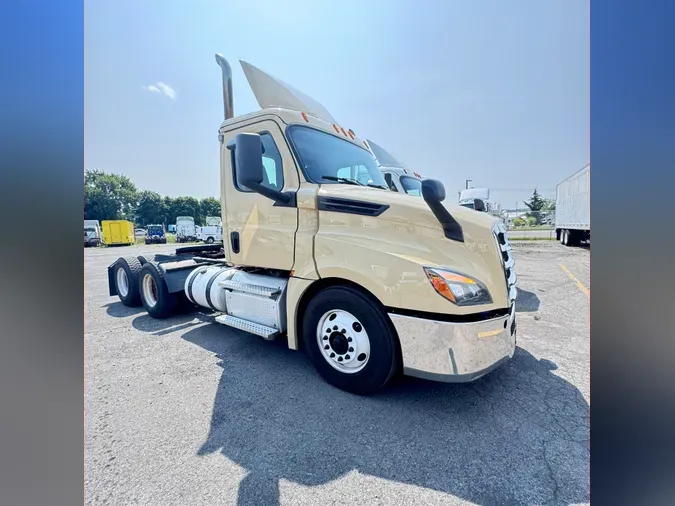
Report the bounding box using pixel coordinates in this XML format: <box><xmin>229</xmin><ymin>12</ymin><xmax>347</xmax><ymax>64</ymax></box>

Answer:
<box><xmin>84</xmin><ymin>169</ymin><xmax>220</xmax><ymax>227</ymax></box>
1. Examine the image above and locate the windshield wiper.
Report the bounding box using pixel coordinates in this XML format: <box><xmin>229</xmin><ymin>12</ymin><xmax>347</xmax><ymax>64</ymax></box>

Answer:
<box><xmin>366</xmin><ymin>183</ymin><xmax>388</xmax><ymax>190</ymax></box>
<box><xmin>320</xmin><ymin>175</ymin><xmax>364</xmax><ymax>186</ymax></box>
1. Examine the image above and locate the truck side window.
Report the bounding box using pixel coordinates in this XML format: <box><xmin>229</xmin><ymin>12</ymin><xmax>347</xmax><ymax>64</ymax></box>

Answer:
<box><xmin>233</xmin><ymin>132</ymin><xmax>284</xmax><ymax>192</ymax></box>
<box><xmin>383</xmin><ymin>173</ymin><xmax>398</xmax><ymax>192</ymax></box>
<box><xmin>399</xmin><ymin>175</ymin><xmax>422</xmax><ymax>196</ymax></box>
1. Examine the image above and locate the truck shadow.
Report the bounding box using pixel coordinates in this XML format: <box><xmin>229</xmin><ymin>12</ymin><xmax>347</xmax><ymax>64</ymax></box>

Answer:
<box><xmin>515</xmin><ymin>288</ymin><xmax>541</xmax><ymax>312</ymax></box>
<box><xmin>103</xmin><ymin>302</ymin><xmax>145</xmax><ymax>318</ymax></box>
<box><xmin>181</xmin><ymin>323</ymin><xmax>589</xmax><ymax>506</ymax></box>
<box><xmin>132</xmin><ymin>310</ymin><xmax>214</xmax><ymax>336</ymax></box>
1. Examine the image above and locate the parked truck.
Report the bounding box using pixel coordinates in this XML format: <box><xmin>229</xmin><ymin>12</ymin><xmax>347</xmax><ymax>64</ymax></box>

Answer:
<box><xmin>204</xmin><ymin>216</ymin><xmax>222</xmax><ymax>226</ymax></box>
<box><xmin>145</xmin><ymin>224</ymin><xmax>167</xmax><ymax>244</ymax></box>
<box><xmin>555</xmin><ymin>164</ymin><xmax>590</xmax><ymax>246</ymax></box>
<box><xmin>366</xmin><ymin>139</ymin><xmax>424</xmax><ymax>196</ymax></box>
<box><xmin>459</xmin><ymin>188</ymin><xmax>493</xmax><ymax>213</ymax></box>
<box><xmin>101</xmin><ymin>220</ymin><xmax>135</xmax><ymax>246</ymax></box>
<box><xmin>106</xmin><ymin>54</ymin><xmax>517</xmax><ymax>394</ymax></box>
<box><xmin>84</xmin><ymin>220</ymin><xmax>103</xmax><ymax>247</ymax></box>
<box><xmin>199</xmin><ymin>224</ymin><xmax>223</xmax><ymax>244</ymax></box>
<box><xmin>175</xmin><ymin>216</ymin><xmax>197</xmax><ymax>243</ymax></box>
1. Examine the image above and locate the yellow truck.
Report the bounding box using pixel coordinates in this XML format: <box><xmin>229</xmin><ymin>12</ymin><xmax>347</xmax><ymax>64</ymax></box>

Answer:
<box><xmin>106</xmin><ymin>54</ymin><xmax>517</xmax><ymax>394</ymax></box>
<box><xmin>101</xmin><ymin>220</ymin><xmax>135</xmax><ymax>246</ymax></box>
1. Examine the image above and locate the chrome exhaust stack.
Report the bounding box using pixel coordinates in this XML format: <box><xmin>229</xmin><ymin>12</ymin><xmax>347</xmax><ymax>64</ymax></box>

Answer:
<box><xmin>215</xmin><ymin>53</ymin><xmax>234</xmax><ymax>120</ymax></box>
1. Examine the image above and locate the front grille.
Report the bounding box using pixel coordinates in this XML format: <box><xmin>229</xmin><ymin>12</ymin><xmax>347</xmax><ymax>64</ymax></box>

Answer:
<box><xmin>493</xmin><ymin>222</ymin><xmax>517</xmax><ymax>304</ymax></box>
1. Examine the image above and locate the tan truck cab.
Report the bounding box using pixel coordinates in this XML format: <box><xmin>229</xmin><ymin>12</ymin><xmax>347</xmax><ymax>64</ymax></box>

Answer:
<box><xmin>107</xmin><ymin>54</ymin><xmax>517</xmax><ymax>394</ymax></box>
<box><xmin>366</xmin><ymin>139</ymin><xmax>424</xmax><ymax>196</ymax></box>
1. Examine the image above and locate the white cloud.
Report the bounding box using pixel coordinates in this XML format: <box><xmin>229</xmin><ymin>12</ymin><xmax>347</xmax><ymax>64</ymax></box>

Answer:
<box><xmin>142</xmin><ymin>81</ymin><xmax>176</xmax><ymax>100</ymax></box>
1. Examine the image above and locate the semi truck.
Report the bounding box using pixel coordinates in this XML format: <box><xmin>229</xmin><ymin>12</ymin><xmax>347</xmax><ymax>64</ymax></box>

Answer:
<box><xmin>459</xmin><ymin>188</ymin><xmax>493</xmax><ymax>213</ymax></box>
<box><xmin>555</xmin><ymin>164</ymin><xmax>590</xmax><ymax>246</ymax></box>
<box><xmin>175</xmin><ymin>216</ymin><xmax>197</xmax><ymax>243</ymax></box>
<box><xmin>204</xmin><ymin>216</ymin><xmax>222</xmax><ymax>226</ymax></box>
<box><xmin>84</xmin><ymin>220</ymin><xmax>103</xmax><ymax>247</ymax></box>
<box><xmin>101</xmin><ymin>220</ymin><xmax>135</xmax><ymax>246</ymax></box>
<box><xmin>145</xmin><ymin>224</ymin><xmax>167</xmax><ymax>244</ymax></box>
<box><xmin>106</xmin><ymin>54</ymin><xmax>517</xmax><ymax>394</ymax></box>
<box><xmin>366</xmin><ymin>139</ymin><xmax>424</xmax><ymax>196</ymax></box>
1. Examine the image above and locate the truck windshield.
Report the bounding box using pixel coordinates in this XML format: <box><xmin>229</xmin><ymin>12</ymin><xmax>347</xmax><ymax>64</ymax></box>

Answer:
<box><xmin>147</xmin><ymin>226</ymin><xmax>162</xmax><ymax>234</ymax></box>
<box><xmin>288</xmin><ymin>125</ymin><xmax>388</xmax><ymax>188</ymax></box>
<box><xmin>400</xmin><ymin>176</ymin><xmax>422</xmax><ymax>196</ymax></box>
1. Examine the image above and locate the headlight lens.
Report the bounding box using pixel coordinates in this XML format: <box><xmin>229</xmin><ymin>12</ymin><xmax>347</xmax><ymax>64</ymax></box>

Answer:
<box><xmin>423</xmin><ymin>267</ymin><xmax>492</xmax><ymax>306</ymax></box>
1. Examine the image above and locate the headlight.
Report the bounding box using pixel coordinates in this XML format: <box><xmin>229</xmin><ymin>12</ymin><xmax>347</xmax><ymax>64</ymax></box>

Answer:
<box><xmin>423</xmin><ymin>267</ymin><xmax>492</xmax><ymax>306</ymax></box>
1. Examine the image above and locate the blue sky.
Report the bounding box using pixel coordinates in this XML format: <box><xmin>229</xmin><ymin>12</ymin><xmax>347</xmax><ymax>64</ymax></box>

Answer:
<box><xmin>85</xmin><ymin>0</ymin><xmax>588</xmax><ymax>209</ymax></box>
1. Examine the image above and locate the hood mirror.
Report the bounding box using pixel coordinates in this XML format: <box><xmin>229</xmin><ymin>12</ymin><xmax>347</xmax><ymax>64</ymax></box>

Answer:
<box><xmin>421</xmin><ymin>180</ymin><xmax>464</xmax><ymax>242</ymax></box>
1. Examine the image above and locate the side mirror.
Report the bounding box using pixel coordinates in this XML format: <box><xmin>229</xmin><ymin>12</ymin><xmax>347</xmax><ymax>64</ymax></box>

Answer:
<box><xmin>228</xmin><ymin>133</ymin><xmax>293</xmax><ymax>206</ymax></box>
<box><xmin>421</xmin><ymin>179</ymin><xmax>446</xmax><ymax>203</ymax></box>
<box><xmin>234</xmin><ymin>133</ymin><xmax>264</xmax><ymax>188</ymax></box>
<box><xmin>421</xmin><ymin>179</ymin><xmax>464</xmax><ymax>242</ymax></box>
<box><xmin>473</xmin><ymin>199</ymin><xmax>486</xmax><ymax>212</ymax></box>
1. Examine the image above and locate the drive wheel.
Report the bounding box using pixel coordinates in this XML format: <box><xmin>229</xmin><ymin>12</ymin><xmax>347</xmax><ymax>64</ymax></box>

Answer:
<box><xmin>113</xmin><ymin>257</ymin><xmax>142</xmax><ymax>307</ymax></box>
<box><xmin>139</xmin><ymin>263</ymin><xmax>178</xmax><ymax>319</ymax></box>
<box><xmin>302</xmin><ymin>286</ymin><xmax>400</xmax><ymax>395</ymax></box>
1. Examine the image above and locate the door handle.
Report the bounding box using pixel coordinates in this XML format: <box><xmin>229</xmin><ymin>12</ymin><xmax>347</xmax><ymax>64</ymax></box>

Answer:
<box><xmin>230</xmin><ymin>232</ymin><xmax>240</xmax><ymax>253</ymax></box>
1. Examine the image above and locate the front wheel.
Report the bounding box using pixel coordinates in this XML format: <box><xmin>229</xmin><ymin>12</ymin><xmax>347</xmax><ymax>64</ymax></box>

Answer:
<box><xmin>206</xmin><ymin>237</ymin><xmax>215</xmax><ymax>244</ymax></box>
<box><xmin>302</xmin><ymin>286</ymin><xmax>400</xmax><ymax>395</ymax></box>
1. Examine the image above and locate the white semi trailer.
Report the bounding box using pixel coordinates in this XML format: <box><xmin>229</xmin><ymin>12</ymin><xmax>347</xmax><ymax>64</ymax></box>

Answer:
<box><xmin>175</xmin><ymin>216</ymin><xmax>197</xmax><ymax>243</ymax></box>
<box><xmin>555</xmin><ymin>164</ymin><xmax>590</xmax><ymax>247</ymax></box>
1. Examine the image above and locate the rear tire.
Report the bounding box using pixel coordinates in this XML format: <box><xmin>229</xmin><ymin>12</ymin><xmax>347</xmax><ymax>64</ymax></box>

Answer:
<box><xmin>302</xmin><ymin>286</ymin><xmax>400</xmax><ymax>395</ymax></box>
<box><xmin>114</xmin><ymin>257</ymin><xmax>143</xmax><ymax>307</ymax></box>
<box><xmin>139</xmin><ymin>263</ymin><xmax>178</xmax><ymax>319</ymax></box>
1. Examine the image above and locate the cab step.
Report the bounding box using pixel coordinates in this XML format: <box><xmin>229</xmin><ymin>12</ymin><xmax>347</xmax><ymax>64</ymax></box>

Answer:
<box><xmin>215</xmin><ymin>314</ymin><xmax>279</xmax><ymax>340</ymax></box>
<box><xmin>218</xmin><ymin>279</ymin><xmax>280</xmax><ymax>298</ymax></box>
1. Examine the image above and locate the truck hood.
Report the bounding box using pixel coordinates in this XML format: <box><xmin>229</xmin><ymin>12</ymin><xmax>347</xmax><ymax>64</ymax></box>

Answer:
<box><xmin>314</xmin><ymin>185</ymin><xmax>509</xmax><ymax>312</ymax></box>
<box><xmin>318</xmin><ymin>185</ymin><xmax>498</xmax><ymax>237</ymax></box>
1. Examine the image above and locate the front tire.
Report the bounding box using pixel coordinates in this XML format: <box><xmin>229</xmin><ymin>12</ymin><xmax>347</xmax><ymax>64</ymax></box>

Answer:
<box><xmin>114</xmin><ymin>257</ymin><xmax>142</xmax><ymax>307</ymax></box>
<box><xmin>206</xmin><ymin>237</ymin><xmax>215</xmax><ymax>244</ymax></box>
<box><xmin>302</xmin><ymin>286</ymin><xmax>400</xmax><ymax>395</ymax></box>
<box><xmin>139</xmin><ymin>263</ymin><xmax>178</xmax><ymax>319</ymax></box>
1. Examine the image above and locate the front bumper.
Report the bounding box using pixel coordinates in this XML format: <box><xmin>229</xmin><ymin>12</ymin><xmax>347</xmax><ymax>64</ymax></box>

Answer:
<box><xmin>389</xmin><ymin>305</ymin><xmax>517</xmax><ymax>383</ymax></box>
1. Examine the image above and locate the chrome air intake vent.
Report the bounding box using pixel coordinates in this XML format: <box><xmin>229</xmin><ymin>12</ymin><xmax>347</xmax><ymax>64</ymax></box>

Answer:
<box><xmin>493</xmin><ymin>222</ymin><xmax>517</xmax><ymax>304</ymax></box>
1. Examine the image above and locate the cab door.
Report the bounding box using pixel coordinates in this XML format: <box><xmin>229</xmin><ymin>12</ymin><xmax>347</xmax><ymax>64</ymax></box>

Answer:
<box><xmin>221</xmin><ymin>118</ymin><xmax>300</xmax><ymax>270</ymax></box>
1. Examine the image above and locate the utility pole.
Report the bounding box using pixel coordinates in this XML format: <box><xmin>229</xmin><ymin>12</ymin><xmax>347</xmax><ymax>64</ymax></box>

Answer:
<box><xmin>465</xmin><ymin>180</ymin><xmax>472</xmax><ymax>189</ymax></box>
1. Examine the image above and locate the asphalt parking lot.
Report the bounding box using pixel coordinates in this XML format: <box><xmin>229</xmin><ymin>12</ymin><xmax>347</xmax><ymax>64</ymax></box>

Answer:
<box><xmin>85</xmin><ymin>241</ymin><xmax>589</xmax><ymax>506</ymax></box>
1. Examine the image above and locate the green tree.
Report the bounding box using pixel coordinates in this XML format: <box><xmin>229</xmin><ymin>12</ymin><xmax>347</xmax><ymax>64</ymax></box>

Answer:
<box><xmin>542</xmin><ymin>197</ymin><xmax>556</xmax><ymax>211</ymax></box>
<box><xmin>163</xmin><ymin>196</ymin><xmax>175</xmax><ymax>224</ymax></box>
<box><xmin>523</xmin><ymin>189</ymin><xmax>546</xmax><ymax>225</ymax></box>
<box><xmin>84</xmin><ymin>169</ymin><xmax>138</xmax><ymax>221</ymax></box>
<box><xmin>199</xmin><ymin>197</ymin><xmax>221</xmax><ymax>224</ymax></box>
<box><xmin>136</xmin><ymin>190</ymin><xmax>167</xmax><ymax>226</ymax></box>
<box><xmin>169</xmin><ymin>196</ymin><xmax>201</xmax><ymax>224</ymax></box>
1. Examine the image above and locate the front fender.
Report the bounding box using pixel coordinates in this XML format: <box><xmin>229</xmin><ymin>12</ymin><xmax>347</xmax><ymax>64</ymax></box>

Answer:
<box><xmin>314</xmin><ymin>227</ymin><xmax>506</xmax><ymax>315</ymax></box>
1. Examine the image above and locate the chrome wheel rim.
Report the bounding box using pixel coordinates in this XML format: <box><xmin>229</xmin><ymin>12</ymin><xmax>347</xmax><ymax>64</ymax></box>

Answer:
<box><xmin>142</xmin><ymin>273</ymin><xmax>158</xmax><ymax>307</ymax></box>
<box><xmin>316</xmin><ymin>310</ymin><xmax>370</xmax><ymax>374</ymax></box>
<box><xmin>116</xmin><ymin>268</ymin><xmax>129</xmax><ymax>297</ymax></box>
